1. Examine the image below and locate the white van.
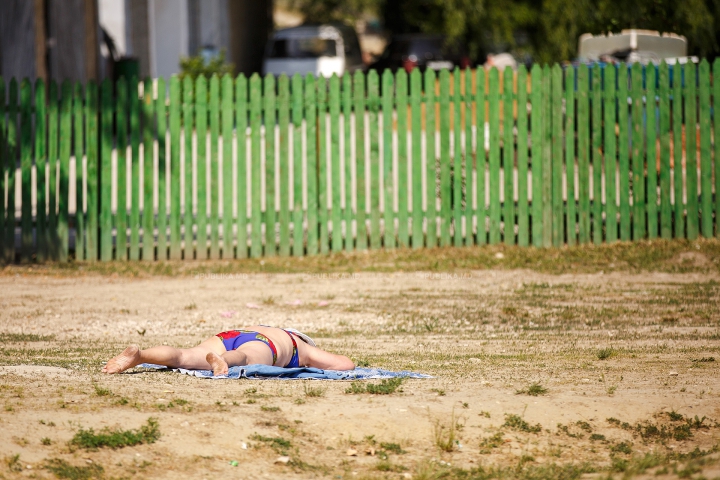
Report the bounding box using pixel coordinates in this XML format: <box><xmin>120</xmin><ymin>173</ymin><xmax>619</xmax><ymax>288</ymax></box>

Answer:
<box><xmin>263</xmin><ymin>24</ymin><xmax>365</xmax><ymax>77</ymax></box>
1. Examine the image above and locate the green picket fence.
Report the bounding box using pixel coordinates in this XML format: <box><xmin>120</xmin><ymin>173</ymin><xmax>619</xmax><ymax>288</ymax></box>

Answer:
<box><xmin>1</xmin><ymin>61</ymin><xmax>719</xmax><ymax>263</ymax></box>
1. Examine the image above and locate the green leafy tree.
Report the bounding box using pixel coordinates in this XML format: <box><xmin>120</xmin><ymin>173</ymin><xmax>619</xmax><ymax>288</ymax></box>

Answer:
<box><xmin>179</xmin><ymin>50</ymin><xmax>235</xmax><ymax>81</ymax></box>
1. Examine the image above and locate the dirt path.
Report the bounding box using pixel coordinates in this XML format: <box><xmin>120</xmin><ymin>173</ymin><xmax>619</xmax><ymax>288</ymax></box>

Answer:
<box><xmin>1</xmin><ymin>269</ymin><xmax>719</xmax><ymax>479</ymax></box>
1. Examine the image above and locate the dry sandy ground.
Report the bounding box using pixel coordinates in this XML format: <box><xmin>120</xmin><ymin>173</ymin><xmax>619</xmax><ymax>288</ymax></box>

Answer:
<box><xmin>0</xmin><ymin>267</ymin><xmax>719</xmax><ymax>479</ymax></box>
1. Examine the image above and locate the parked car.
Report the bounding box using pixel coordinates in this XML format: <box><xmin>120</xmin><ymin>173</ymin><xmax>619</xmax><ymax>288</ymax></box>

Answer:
<box><xmin>577</xmin><ymin>29</ymin><xmax>697</xmax><ymax>66</ymax></box>
<box><xmin>369</xmin><ymin>34</ymin><xmax>471</xmax><ymax>73</ymax></box>
<box><xmin>263</xmin><ymin>24</ymin><xmax>365</xmax><ymax>77</ymax></box>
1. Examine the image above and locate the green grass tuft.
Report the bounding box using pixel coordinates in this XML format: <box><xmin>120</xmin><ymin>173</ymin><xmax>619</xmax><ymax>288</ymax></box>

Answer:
<box><xmin>44</xmin><ymin>458</ymin><xmax>104</xmax><ymax>480</ymax></box>
<box><xmin>516</xmin><ymin>383</ymin><xmax>548</xmax><ymax>396</ymax></box>
<box><xmin>596</xmin><ymin>348</ymin><xmax>615</xmax><ymax>360</ymax></box>
<box><xmin>346</xmin><ymin>378</ymin><xmax>405</xmax><ymax>395</ymax></box>
<box><xmin>69</xmin><ymin>417</ymin><xmax>160</xmax><ymax>450</ymax></box>
<box><xmin>503</xmin><ymin>414</ymin><xmax>543</xmax><ymax>433</ymax></box>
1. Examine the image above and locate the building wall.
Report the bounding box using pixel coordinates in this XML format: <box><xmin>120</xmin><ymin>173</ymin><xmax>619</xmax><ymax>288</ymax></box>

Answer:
<box><xmin>150</xmin><ymin>0</ymin><xmax>189</xmax><ymax>79</ymax></box>
<box><xmin>0</xmin><ymin>0</ymin><xmax>37</xmax><ymax>81</ymax></box>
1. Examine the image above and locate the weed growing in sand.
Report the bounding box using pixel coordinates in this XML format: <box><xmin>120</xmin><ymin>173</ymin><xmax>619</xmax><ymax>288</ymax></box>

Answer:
<box><xmin>303</xmin><ymin>383</ymin><xmax>326</xmax><ymax>397</ymax></box>
<box><xmin>597</xmin><ymin>348</ymin><xmax>615</xmax><ymax>360</ymax></box>
<box><xmin>44</xmin><ymin>458</ymin><xmax>104</xmax><ymax>479</ymax></box>
<box><xmin>380</xmin><ymin>442</ymin><xmax>406</xmax><ymax>455</ymax></box>
<box><xmin>345</xmin><ymin>378</ymin><xmax>405</xmax><ymax>395</ymax></box>
<box><xmin>610</xmin><ymin>441</ymin><xmax>633</xmax><ymax>454</ymax></box>
<box><xmin>93</xmin><ymin>385</ymin><xmax>111</xmax><ymax>397</ymax></box>
<box><xmin>250</xmin><ymin>434</ymin><xmax>292</xmax><ymax>455</ymax></box>
<box><xmin>503</xmin><ymin>414</ymin><xmax>542</xmax><ymax>434</ymax></box>
<box><xmin>70</xmin><ymin>417</ymin><xmax>160</xmax><ymax>450</ymax></box>
<box><xmin>479</xmin><ymin>432</ymin><xmax>505</xmax><ymax>453</ymax></box>
<box><xmin>183</xmin><ymin>302</ymin><xmax>197</xmax><ymax>310</ymax></box>
<box><xmin>41</xmin><ymin>437</ymin><xmax>52</xmax><ymax>445</ymax></box>
<box><xmin>5</xmin><ymin>454</ymin><xmax>22</xmax><ymax>472</ymax></box>
<box><xmin>515</xmin><ymin>383</ymin><xmax>548</xmax><ymax>396</ymax></box>
<box><xmin>261</xmin><ymin>296</ymin><xmax>277</xmax><ymax>305</ymax></box>
<box><xmin>0</xmin><ymin>333</ymin><xmax>55</xmax><ymax>342</ymax></box>
<box><xmin>261</xmin><ymin>405</ymin><xmax>280</xmax><ymax>412</ymax></box>
<box><xmin>433</xmin><ymin>409</ymin><xmax>461</xmax><ymax>452</ymax></box>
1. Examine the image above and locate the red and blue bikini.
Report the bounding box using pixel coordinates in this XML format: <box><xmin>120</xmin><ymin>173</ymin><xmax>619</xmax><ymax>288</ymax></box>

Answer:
<box><xmin>216</xmin><ymin>329</ymin><xmax>302</xmax><ymax>368</ymax></box>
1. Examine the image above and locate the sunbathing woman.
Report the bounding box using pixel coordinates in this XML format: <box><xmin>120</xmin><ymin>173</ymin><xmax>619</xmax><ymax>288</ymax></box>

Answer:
<box><xmin>102</xmin><ymin>325</ymin><xmax>355</xmax><ymax>375</ymax></box>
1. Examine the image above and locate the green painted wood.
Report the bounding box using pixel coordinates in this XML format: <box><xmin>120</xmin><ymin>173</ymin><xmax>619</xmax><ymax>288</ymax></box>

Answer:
<box><xmin>631</xmin><ymin>63</ymin><xmax>646</xmax><ymax>241</ymax></box>
<box><xmin>156</xmin><ymin>78</ymin><xmax>168</xmax><ymax>261</ymax></box>
<box><xmin>169</xmin><ymin>76</ymin><xmax>182</xmax><ymax>259</ymax></box>
<box><xmin>672</xmin><ymin>63</ymin><xmax>684</xmax><ymax>239</ymax></box>
<box><xmin>235</xmin><ymin>74</ymin><xmax>248</xmax><ymax>258</ymax></box>
<box><xmin>699</xmin><ymin>60</ymin><xmax>712</xmax><ymax>238</ymax></box>
<box><xmin>342</xmin><ymin>73</ymin><xmax>353</xmax><ymax>251</ymax></box>
<box><xmin>209</xmin><ymin>75</ymin><xmax>220</xmax><ymax>258</ymax></box>
<box><xmin>182</xmin><ymin>77</ymin><xmax>194</xmax><ymax>259</ymax></box>
<box><xmin>410</xmin><ymin>69</ymin><xmax>423</xmax><ymax>248</ymax></box>
<box><xmin>196</xmin><ymin>76</ymin><xmax>209</xmax><ymax>259</ymax></box>
<box><xmin>714</xmin><ymin>60</ymin><xmax>720</xmax><ymax>238</ymax></box>
<box><xmin>142</xmin><ymin>79</ymin><xmax>155</xmax><ymax>261</ymax></box>
<box><xmin>0</xmin><ymin>78</ymin><xmax>5</xmax><ymax>261</ymax></box>
<box><xmin>566</xmin><ymin>66</ymin><xmax>578</xmax><ymax>245</ymax></box>
<box><xmin>34</xmin><ymin>80</ymin><xmax>47</xmax><ymax>262</ymax></box>
<box><xmin>603</xmin><ymin>66</ymin><xmax>616</xmax><ymax>243</ymax></box>
<box><xmin>646</xmin><ymin>64</ymin><xmax>658</xmax><ymax>239</ymax></box>
<box><xmin>354</xmin><ymin>71</ymin><xmax>367</xmax><ymax>251</ymax></box>
<box><xmin>129</xmin><ymin>77</ymin><xmax>141</xmax><ymax>260</ymax></box>
<box><xmin>220</xmin><ymin>75</ymin><xmax>234</xmax><ymax>258</ymax></box>
<box><xmin>292</xmin><ymin>74</ymin><xmax>304</xmax><ymax>256</ymax></box>
<box><xmin>396</xmin><ymin>69</ymin><xmax>409</xmax><ymax>247</ymax></box>
<box><xmin>100</xmin><ymin>79</ymin><xmax>113</xmax><ymax>261</ymax></box>
<box><xmin>551</xmin><ymin>65</ymin><xmax>563</xmax><ymax>246</ymax></box>
<box><xmin>5</xmin><ymin>80</ymin><xmax>18</xmax><ymax>262</ymax></box>
<box><xmin>530</xmin><ymin>65</ymin><xmax>542</xmax><ymax>247</ymax></box>
<box><xmin>618</xmin><ymin>65</ymin><xmax>631</xmax><ymax>241</ymax></box>
<box><xmin>368</xmin><ymin>70</ymin><xmax>381</xmax><ymax>250</ymax></box>
<box><xmin>74</xmin><ymin>83</ymin><xmax>86</xmax><ymax>261</ymax></box>
<box><xmin>577</xmin><ymin>64</ymin><xmax>591</xmax><ymax>244</ymax></box>
<box><xmin>116</xmin><ymin>77</ymin><xmax>128</xmax><ymax>260</ymax></box>
<box><xmin>19</xmin><ymin>80</ymin><xmax>32</xmax><ymax>263</ymax></box>
<box><xmin>47</xmin><ymin>81</ymin><xmax>57</xmax><ymax>260</ymax></box>
<box><xmin>503</xmin><ymin>66</ymin><xmax>516</xmax><ymax>245</ymax></box>
<box><xmin>474</xmin><ymin>67</ymin><xmax>486</xmax><ymax>245</ymax></box>
<box><xmin>591</xmin><ymin>64</ymin><xmax>603</xmax><ymax>244</ymax></box>
<box><xmin>425</xmin><ymin>69</ymin><xmax>438</xmax><ymax>247</ymax></box>
<box><xmin>317</xmin><ymin>75</ymin><xmax>329</xmax><ymax>254</ymax></box>
<box><xmin>516</xmin><ymin>66</ymin><xmax>529</xmax><ymax>246</ymax></box>
<box><xmin>330</xmin><ymin>74</ymin><xmax>343</xmax><ymax>251</ymax></box>
<box><xmin>453</xmin><ymin>68</ymin><xmax>463</xmax><ymax>246</ymax></box>
<box><xmin>249</xmin><ymin>73</ymin><xmax>262</xmax><ymax>257</ymax></box>
<box><xmin>487</xmin><ymin>67</ymin><xmax>500</xmax><ymax>245</ymax></box>
<box><xmin>659</xmin><ymin>63</ymin><xmax>672</xmax><ymax>239</ymax></box>
<box><xmin>58</xmin><ymin>81</ymin><xmax>71</xmax><ymax>262</ymax></box>
<box><xmin>86</xmin><ymin>81</ymin><xmax>98</xmax><ymax>261</ymax></box>
<box><xmin>541</xmin><ymin>65</ymin><xmax>553</xmax><ymax>248</ymax></box>
<box><xmin>278</xmin><ymin>74</ymin><xmax>291</xmax><ymax>256</ymax></box>
<box><xmin>305</xmin><ymin>74</ymin><xmax>318</xmax><ymax>255</ymax></box>
<box><xmin>439</xmin><ymin>69</ymin><xmax>452</xmax><ymax>247</ymax></box>
<box><xmin>464</xmin><ymin>68</ymin><xmax>474</xmax><ymax>246</ymax></box>
<box><xmin>382</xmin><ymin>70</ymin><xmax>396</xmax><ymax>248</ymax></box>
<box><xmin>685</xmin><ymin>63</ymin><xmax>699</xmax><ymax>240</ymax></box>
<box><xmin>264</xmin><ymin>74</ymin><xmax>277</xmax><ymax>256</ymax></box>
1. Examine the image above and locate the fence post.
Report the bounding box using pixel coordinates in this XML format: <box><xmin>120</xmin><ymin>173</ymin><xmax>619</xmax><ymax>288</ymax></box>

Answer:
<box><xmin>516</xmin><ymin>66</ymin><xmax>529</xmax><ymax>247</ymax></box>
<box><xmin>305</xmin><ymin>74</ymin><xmax>318</xmax><ymax>255</ymax></box>
<box><xmin>685</xmin><ymin>63</ymin><xmax>699</xmax><ymax>240</ymax></box>
<box><xmin>196</xmin><ymin>76</ymin><xmax>209</xmax><ymax>259</ymax></box>
<box><xmin>235</xmin><ymin>74</ymin><xmax>248</xmax><ymax>258</ymax></box>
<box><xmin>453</xmin><ymin>67</ymin><xmax>463</xmax><ymax>246</ymax></box>
<box><xmin>530</xmin><ymin>65</ymin><xmax>542</xmax><ymax>247</ymax></box>
<box><xmin>58</xmin><ymin>81</ymin><xmax>71</xmax><ymax>262</ymax></box>
<box><xmin>330</xmin><ymin>74</ymin><xmax>343</xmax><ymax>252</ymax></box>
<box><xmin>182</xmin><ymin>76</ymin><xmax>194</xmax><ymax>260</ymax></box>
<box><xmin>116</xmin><ymin>77</ymin><xmax>128</xmax><ymax>260</ymax></box>
<box><xmin>129</xmin><ymin>77</ymin><xmax>141</xmax><ymax>260</ymax></box>
<box><xmin>317</xmin><ymin>75</ymin><xmax>330</xmax><ymax>253</ymax></box>
<box><xmin>591</xmin><ymin>64</ymin><xmax>603</xmax><ymax>244</ymax></box>
<box><xmin>672</xmin><ymin>63</ymin><xmax>684</xmax><ymax>239</ymax></box>
<box><xmin>487</xmin><ymin>67</ymin><xmax>500</xmax><ymax>245</ymax></box>
<box><xmin>631</xmin><ymin>63</ymin><xmax>646</xmax><ymax>241</ymax></box>
<box><xmin>74</xmin><ymin>83</ymin><xmax>86</xmax><ymax>261</ymax></box>
<box><xmin>439</xmin><ymin>69</ymin><xmax>452</xmax><ymax>247</ymax></box>
<box><xmin>617</xmin><ymin>66</ymin><xmax>631</xmax><ymax>241</ymax></box>
<box><xmin>541</xmin><ymin>65</ymin><xmax>552</xmax><ymax>248</ymax></box>
<box><xmin>34</xmin><ymin>80</ymin><xmax>46</xmax><ymax>262</ymax></box>
<box><xmin>504</xmin><ymin>66</ymin><xmax>516</xmax><ymax>246</ymax></box>
<box><xmin>278</xmin><ymin>74</ymin><xmax>291</xmax><ymax>257</ymax></box>
<box><xmin>396</xmin><ymin>69</ymin><xmax>409</xmax><ymax>248</ymax></box>
<box><xmin>99</xmin><ymin>79</ymin><xmax>113</xmax><ymax>261</ymax></box>
<box><xmin>658</xmin><ymin>62</ymin><xmax>672</xmax><ymax>239</ymax></box>
<box><xmin>291</xmin><ymin>74</ymin><xmax>303</xmax><ymax>256</ymax></box>
<box><xmin>714</xmin><ymin>60</ymin><xmax>720</xmax><ymax>238</ymax></box>
<box><xmin>156</xmin><ymin>77</ymin><xmax>168</xmax><ymax>261</ymax></box>
<box><xmin>342</xmin><ymin>73</ymin><xmax>353</xmax><ymax>251</ymax></box>
<box><xmin>20</xmin><ymin>80</ymin><xmax>32</xmax><ymax>263</ymax></box>
<box><xmin>209</xmin><ymin>75</ymin><xmax>220</xmax><ymax>259</ymax></box>
<box><xmin>411</xmin><ymin>68</ymin><xmax>423</xmax><ymax>248</ymax></box>
<box><xmin>264</xmin><ymin>74</ymin><xmax>277</xmax><ymax>256</ymax></box>
<box><xmin>475</xmin><ymin>67</ymin><xmax>486</xmax><ymax>246</ymax></box>
<box><xmin>368</xmin><ymin>70</ymin><xmax>381</xmax><ymax>250</ymax></box>
<box><xmin>85</xmin><ymin>81</ymin><xmax>98</xmax><ymax>261</ymax></box>
<box><xmin>566</xmin><ymin>66</ymin><xmax>578</xmax><ymax>245</ymax></box>
<box><xmin>551</xmin><ymin>65</ymin><xmax>563</xmax><ymax>247</ymax></box>
<box><xmin>699</xmin><ymin>60</ymin><xmax>712</xmax><ymax>238</ymax></box>
<box><xmin>170</xmin><ymin>75</ymin><xmax>182</xmax><ymax>260</ymax></box>
<box><xmin>646</xmin><ymin>64</ymin><xmax>658</xmax><ymax>239</ymax></box>
<box><xmin>47</xmin><ymin>81</ymin><xmax>58</xmax><ymax>260</ymax></box>
<box><xmin>382</xmin><ymin>70</ymin><xmax>396</xmax><ymax>249</ymax></box>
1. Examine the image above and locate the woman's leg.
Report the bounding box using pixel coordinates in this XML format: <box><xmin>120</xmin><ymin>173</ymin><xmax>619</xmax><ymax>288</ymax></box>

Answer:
<box><xmin>103</xmin><ymin>337</ymin><xmax>225</xmax><ymax>374</ymax></box>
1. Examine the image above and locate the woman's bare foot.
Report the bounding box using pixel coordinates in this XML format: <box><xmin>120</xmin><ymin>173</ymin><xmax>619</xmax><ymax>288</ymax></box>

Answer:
<box><xmin>102</xmin><ymin>345</ymin><xmax>141</xmax><ymax>374</ymax></box>
<box><xmin>206</xmin><ymin>352</ymin><xmax>229</xmax><ymax>376</ymax></box>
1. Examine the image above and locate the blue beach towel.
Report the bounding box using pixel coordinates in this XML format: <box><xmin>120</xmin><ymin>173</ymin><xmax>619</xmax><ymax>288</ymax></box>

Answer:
<box><xmin>138</xmin><ymin>363</ymin><xmax>431</xmax><ymax>380</ymax></box>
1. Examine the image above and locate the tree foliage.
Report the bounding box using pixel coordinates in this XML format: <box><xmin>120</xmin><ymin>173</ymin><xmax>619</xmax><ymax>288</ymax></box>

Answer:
<box><xmin>289</xmin><ymin>0</ymin><xmax>720</xmax><ymax>63</ymax></box>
